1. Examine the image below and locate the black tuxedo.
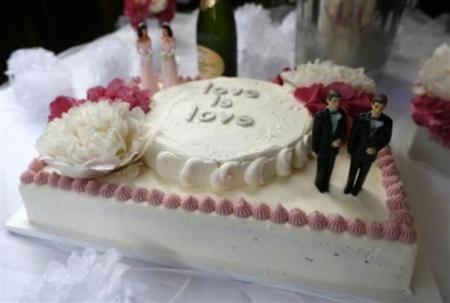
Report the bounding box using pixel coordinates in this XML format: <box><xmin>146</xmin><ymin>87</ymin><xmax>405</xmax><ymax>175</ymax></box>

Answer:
<box><xmin>312</xmin><ymin>108</ymin><xmax>347</xmax><ymax>192</ymax></box>
<box><xmin>345</xmin><ymin>112</ymin><xmax>393</xmax><ymax>195</ymax></box>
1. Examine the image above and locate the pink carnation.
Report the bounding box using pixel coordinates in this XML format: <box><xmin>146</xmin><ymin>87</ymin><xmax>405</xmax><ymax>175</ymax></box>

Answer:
<box><xmin>101</xmin><ymin>78</ymin><xmax>151</xmax><ymax>113</ymax></box>
<box><xmin>48</xmin><ymin>96</ymin><xmax>82</xmax><ymax>122</ymax></box>
<box><xmin>124</xmin><ymin>0</ymin><xmax>151</xmax><ymax>29</ymax></box>
<box><xmin>86</xmin><ymin>86</ymin><xmax>106</xmax><ymax>101</ymax></box>
<box><xmin>155</xmin><ymin>0</ymin><xmax>176</xmax><ymax>24</ymax></box>
<box><xmin>292</xmin><ymin>81</ymin><xmax>374</xmax><ymax>138</ymax></box>
<box><xmin>48</xmin><ymin>78</ymin><xmax>152</xmax><ymax>124</ymax></box>
<box><xmin>124</xmin><ymin>0</ymin><xmax>176</xmax><ymax>28</ymax></box>
<box><xmin>411</xmin><ymin>95</ymin><xmax>450</xmax><ymax>149</ymax></box>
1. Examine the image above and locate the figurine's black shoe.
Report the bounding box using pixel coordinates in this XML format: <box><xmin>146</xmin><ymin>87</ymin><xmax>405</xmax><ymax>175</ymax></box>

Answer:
<box><xmin>315</xmin><ymin>183</ymin><xmax>326</xmax><ymax>193</ymax></box>
<box><xmin>351</xmin><ymin>188</ymin><xmax>361</xmax><ymax>196</ymax></box>
<box><xmin>343</xmin><ymin>186</ymin><xmax>352</xmax><ymax>195</ymax></box>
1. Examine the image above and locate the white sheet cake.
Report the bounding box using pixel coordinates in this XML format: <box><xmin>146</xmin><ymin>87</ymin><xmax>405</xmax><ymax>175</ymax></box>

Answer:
<box><xmin>19</xmin><ymin>76</ymin><xmax>418</xmax><ymax>296</ymax></box>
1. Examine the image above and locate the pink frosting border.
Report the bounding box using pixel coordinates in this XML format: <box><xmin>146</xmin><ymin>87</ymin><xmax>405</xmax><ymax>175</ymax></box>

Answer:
<box><xmin>20</xmin><ymin>150</ymin><xmax>417</xmax><ymax>244</ymax></box>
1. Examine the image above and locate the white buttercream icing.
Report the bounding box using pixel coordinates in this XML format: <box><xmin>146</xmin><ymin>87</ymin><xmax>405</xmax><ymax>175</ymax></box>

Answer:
<box><xmin>145</xmin><ymin>78</ymin><xmax>313</xmax><ymax>190</ymax></box>
<box><xmin>416</xmin><ymin>43</ymin><xmax>450</xmax><ymax>100</ymax></box>
<box><xmin>281</xmin><ymin>60</ymin><xmax>376</xmax><ymax>92</ymax></box>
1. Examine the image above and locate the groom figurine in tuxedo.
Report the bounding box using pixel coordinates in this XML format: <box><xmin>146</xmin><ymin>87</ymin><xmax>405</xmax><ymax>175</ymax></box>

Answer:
<box><xmin>344</xmin><ymin>94</ymin><xmax>393</xmax><ymax>196</ymax></box>
<box><xmin>312</xmin><ymin>90</ymin><xmax>347</xmax><ymax>193</ymax></box>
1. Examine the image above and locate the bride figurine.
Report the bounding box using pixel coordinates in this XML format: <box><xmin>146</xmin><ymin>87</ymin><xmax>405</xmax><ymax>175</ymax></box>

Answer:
<box><xmin>160</xmin><ymin>24</ymin><xmax>178</xmax><ymax>88</ymax></box>
<box><xmin>136</xmin><ymin>22</ymin><xmax>159</xmax><ymax>95</ymax></box>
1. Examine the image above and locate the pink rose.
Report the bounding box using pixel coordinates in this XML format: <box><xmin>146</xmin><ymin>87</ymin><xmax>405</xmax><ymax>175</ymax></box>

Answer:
<box><xmin>48</xmin><ymin>96</ymin><xmax>78</xmax><ymax>122</ymax></box>
<box><xmin>87</xmin><ymin>86</ymin><xmax>106</xmax><ymax>101</ymax></box>
<box><xmin>293</xmin><ymin>81</ymin><xmax>373</xmax><ymax>138</ymax></box>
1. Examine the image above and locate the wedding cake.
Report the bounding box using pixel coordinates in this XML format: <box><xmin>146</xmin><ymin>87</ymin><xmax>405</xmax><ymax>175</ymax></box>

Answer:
<box><xmin>19</xmin><ymin>65</ymin><xmax>418</xmax><ymax>296</ymax></box>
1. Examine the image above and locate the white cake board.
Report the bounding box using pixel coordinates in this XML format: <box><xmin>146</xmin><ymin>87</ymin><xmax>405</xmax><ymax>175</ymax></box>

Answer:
<box><xmin>6</xmin><ymin>207</ymin><xmax>442</xmax><ymax>303</ymax></box>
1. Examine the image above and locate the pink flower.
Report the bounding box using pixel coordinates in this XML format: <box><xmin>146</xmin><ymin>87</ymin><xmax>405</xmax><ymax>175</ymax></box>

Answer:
<box><xmin>48</xmin><ymin>78</ymin><xmax>152</xmax><ymax>124</ymax></box>
<box><xmin>154</xmin><ymin>0</ymin><xmax>176</xmax><ymax>24</ymax></box>
<box><xmin>87</xmin><ymin>86</ymin><xmax>106</xmax><ymax>101</ymax></box>
<box><xmin>124</xmin><ymin>0</ymin><xmax>151</xmax><ymax>29</ymax></box>
<box><xmin>411</xmin><ymin>95</ymin><xmax>450</xmax><ymax>149</ymax></box>
<box><xmin>124</xmin><ymin>0</ymin><xmax>176</xmax><ymax>28</ymax></box>
<box><xmin>88</xmin><ymin>78</ymin><xmax>151</xmax><ymax>113</ymax></box>
<box><xmin>271</xmin><ymin>67</ymin><xmax>292</xmax><ymax>85</ymax></box>
<box><xmin>293</xmin><ymin>81</ymin><xmax>374</xmax><ymax>138</ymax></box>
<box><xmin>48</xmin><ymin>96</ymin><xmax>78</xmax><ymax>122</ymax></box>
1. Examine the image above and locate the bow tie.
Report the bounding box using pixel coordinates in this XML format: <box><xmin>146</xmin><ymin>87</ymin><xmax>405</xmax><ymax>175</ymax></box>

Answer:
<box><xmin>330</xmin><ymin>111</ymin><xmax>339</xmax><ymax>116</ymax></box>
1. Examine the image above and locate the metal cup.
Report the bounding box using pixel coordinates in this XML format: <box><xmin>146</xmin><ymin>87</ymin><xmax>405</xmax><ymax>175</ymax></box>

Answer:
<box><xmin>295</xmin><ymin>0</ymin><xmax>409</xmax><ymax>76</ymax></box>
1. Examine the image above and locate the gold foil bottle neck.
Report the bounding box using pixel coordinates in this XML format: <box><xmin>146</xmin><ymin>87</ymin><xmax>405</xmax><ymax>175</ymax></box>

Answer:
<box><xmin>200</xmin><ymin>0</ymin><xmax>217</xmax><ymax>10</ymax></box>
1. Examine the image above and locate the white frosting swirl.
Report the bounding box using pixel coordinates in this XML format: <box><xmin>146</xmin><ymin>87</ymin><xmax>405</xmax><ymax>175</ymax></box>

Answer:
<box><xmin>416</xmin><ymin>43</ymin><xmax>450</xmax><ymax>100</ymax></box>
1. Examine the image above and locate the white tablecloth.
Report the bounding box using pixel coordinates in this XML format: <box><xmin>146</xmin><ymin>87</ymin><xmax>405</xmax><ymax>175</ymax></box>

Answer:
<box><xmin>1</xmin><ymin>6</ymin><xmax>449</xmax><ymax>303</ymax></box>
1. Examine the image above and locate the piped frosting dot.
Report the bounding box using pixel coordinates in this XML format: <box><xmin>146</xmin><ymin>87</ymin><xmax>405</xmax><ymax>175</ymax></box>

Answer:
<box><xmin>381</xmin><ymin>163</ymin><xmax>399</xmax><ymax>177</ymax></box>
<box><xmin>114</xmin><ymin>185</ymin><xmax>132</xmax><ymax>202</ymax></box>
<box><xmin>216</xmin><ymin>198</ymin><xmax>234</xmax><ymax>216</ymax></box>
<box><xmin>377</xmin><ymin>155</ymin><xmax>395</xmax><ymax>169</ymax></box>
<box><xmin>199</xmin><ymin>196</ymin><xmax>216</xmax><ymax>213</ymax></box>
<box><xmin>147</xmin><ymin>189</ymin><xmax>165</xmax><ymax>206</ymax></box>
<box><xmin>48</xmin><ymin>172</ymin><xmax>61</xmax><ymax>187</ymax></box>
<box><xmin>389</xmin><ymin>210</ymin><xmax>414</xmax><ymax>226</ymax></box>
<box><xmin>163</xmin><ymin>194</ymin><xmax>181</xmax><ymax>209</ymax></box>
<box><xmin>72</xmin><ymin>179</ymin><xmax>88</xmax><ymax>192</ymax></box>
<box><xmin>386</xmin><ymin>195</ymin><xmax>409</xmax><ymax>211</ymax></box>
<box><xmin>386</xmin><ymin>183</ymin><xmax>406</xmax><ymax>197</ymax></box>
<box><xmin>308</xmin><ymin>211</ymin><xmax>327</xmax><ymax>230</ymax></box>
<box><xmin>85</xmin><ymin>180</ymin><xmax>101</xmax><ymax>196</ymax></box>
<box><xmin>29</xmin><ymin>159</ymin><xmax>46</xmax><ymax>172</ymax></box>
<box><xmin>20</xmin><ymin>170</ymin><xmax>35</xmax><ymax>184</ymax></box>
<box><xmin>58</xmin><ymin>176</ymin><xmax>73</xmax><ymax>191</ymax></box>
<box><xmin>367</xmin><ymin>222</ymin><xmax>384</xmax><ymax>239</ymax></box>
<box><xmin>99</xmin><ymin>183</ymin><xmax>118</xmax><ymax>199</ymax></box>
<box><xmin>327</xmin><ymin>214</ymin><xmax>347</xmax><ymax>233</ymax></box>
<box><xmin>288</xmin><ymin>208</ymin><xmax>307</xmax><ymax>227</ymax></box>
<box><xmin>182</xmin><ymin>196</ymin><xmax>199</xmax><ymax>211</ymax></box>
<box><xmin>377</xmin><ymin>146</ymin><xmax>391</xmax><ymax>157</ymax></box>
<box><xmin>382</xmin><ymin>175</ymin><xmax>401</xmax><ymax>188</ymax></box>
<box><xmin>383</xmin><ymin>222</ymin><xmax>401</xmax><ymax>241</ymax></box>
<box><xmin>132</xmin><ymin>187</ymin><xmax>148</xmax><ymax>203</ymax></box>
<box><xmin>233</xmin><ymin>197</ymin><xmax>252</xmax><ymax>218</ymax></box>
<box><xmin>270</xmin><ymin>204</ymin><xmax>289</xmax><ymax>224</ymax></box>
<box><xmin>33</xmin><ymin>171</ymin><xmax>49</xmax><ymax>185</ymax></box>
<box><xmin>347</xmin><ymin>218</ymin><xmax>366</xmax><ymax>236</ymax></box>
<box><xmin>399</xmin><ymin>224</ymin><xmax>417</xmax><ymax>244</ymax></box>
<box><xmin>252</xmin><ymin>203</ymin><xmax>271</xmax><ymax>221</ymax></box>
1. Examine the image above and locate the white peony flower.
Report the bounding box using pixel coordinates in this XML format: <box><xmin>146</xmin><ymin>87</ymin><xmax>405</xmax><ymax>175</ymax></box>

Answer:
<box><xmin>281</xmin><ymin>59</ymin><xmax>376</xmax><ymax>92</ymax></box>
<box><xmin>148</xmin><ymin>0</ymin><xmax>168</xmax><ymax>14</ymax></box>
<box><xmin>36</xmin><ymin>101</ymin><xmax>151</xmax><ymax>178</ymax></box>
<box><xmin>416</xmin><ymin>43</ymin><xmax>450</xmax><ymax>101</ymax></box>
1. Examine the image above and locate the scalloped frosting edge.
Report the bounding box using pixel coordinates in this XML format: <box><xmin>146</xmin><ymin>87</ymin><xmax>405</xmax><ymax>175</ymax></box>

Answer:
<box><xmin>150</xmin><ymin>131</ymin><xmax>313</xmax><ymax>190</ymax></box>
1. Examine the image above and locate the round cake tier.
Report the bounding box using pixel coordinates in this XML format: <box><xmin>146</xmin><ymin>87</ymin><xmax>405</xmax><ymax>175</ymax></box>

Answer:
<box><xmin>144</xmin><ymin>77</ymin><xmax>312</xmax><ymax>190</ymax></box>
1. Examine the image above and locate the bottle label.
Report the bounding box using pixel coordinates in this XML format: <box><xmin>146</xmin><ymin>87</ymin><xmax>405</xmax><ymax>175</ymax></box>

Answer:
<box><xmin>197</xmin><ymin>45</ymin><xmax>225</xmax><ymax>78</ymax></box>
<box><xmin>200</xmin><ymin>0</ymin><xmax>217</xmax><ymax>10</ymax></box>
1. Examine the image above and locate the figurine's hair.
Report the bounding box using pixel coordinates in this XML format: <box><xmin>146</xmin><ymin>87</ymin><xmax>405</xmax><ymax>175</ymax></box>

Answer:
<box><xmin>327</xmin><ymin>90</ymin><xmax>341</xmax><ymax>100</ymax></box>
<box><xmin>162</xmin><ymin>23</ymin><xmax>173</xmax><ymax>37</ymax></box>
<box><xmin>372</xmin><ymin>94</ymin><xmax>388</xmax><ymax>105</ymax></box>
<box><xmin>137</xmin><ymin>22</ymin><xmax>148</xmax><ymax>38</ymax></box>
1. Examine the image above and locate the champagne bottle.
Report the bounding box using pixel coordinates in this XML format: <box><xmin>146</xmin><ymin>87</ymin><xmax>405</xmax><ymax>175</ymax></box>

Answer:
<box><xmin>197</xmin><ymin>0</ymin><xmax>237</xmax><ymax>78</ymax></box>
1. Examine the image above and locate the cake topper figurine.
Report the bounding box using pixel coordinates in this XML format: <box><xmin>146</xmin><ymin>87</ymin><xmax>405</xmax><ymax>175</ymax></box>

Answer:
<box><xmin>344</xmin><ymin>94</ymin><xmax>393</xmax><ymax>196</ymax></box>
<box><xmin>136</xmin><ymin>22</ymin><xmax>159</xmax><ymax>95</ymax></box>
<box><xmin>312</xmin><ymin>90</ymin><xmax>347</xmax><ymax>193</ymax></box>
<box><xmin>160</xmin><ymin>23</ymin><xmax>178</xmax><ymax>88</ymax></box>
